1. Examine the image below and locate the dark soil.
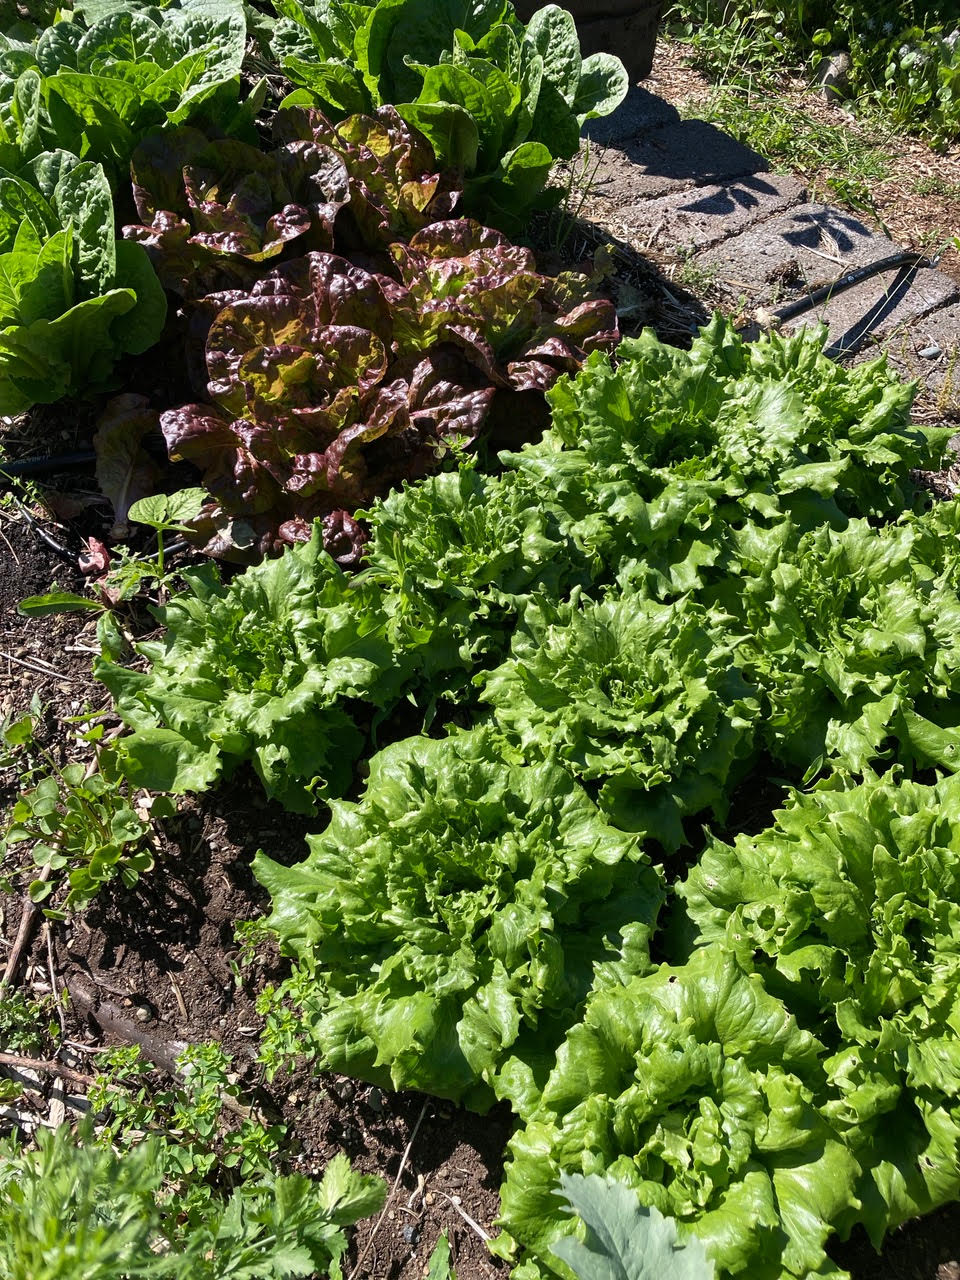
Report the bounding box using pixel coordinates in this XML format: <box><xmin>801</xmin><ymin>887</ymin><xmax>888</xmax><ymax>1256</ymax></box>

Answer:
<box><xmin>0</xmin><ymin>510</ymin><xmax>512</xmax><ymax>1279</ymax></box>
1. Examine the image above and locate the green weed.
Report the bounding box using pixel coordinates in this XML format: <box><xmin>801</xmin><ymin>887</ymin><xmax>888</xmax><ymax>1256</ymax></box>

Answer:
<box><xmin>665</xmin><ymin>1</ymin><xmax>960</xmax><ymax>144</ymax></box>
<box><xmin>0</xmin><ymin>710</ymin><xmax>174</xmax><ymax>916</ymax></box>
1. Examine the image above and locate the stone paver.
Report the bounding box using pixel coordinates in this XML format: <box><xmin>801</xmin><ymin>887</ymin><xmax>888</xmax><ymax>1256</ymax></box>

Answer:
<box><xmin>590</xmin><ymin>173</ymin><xmax>806</xmax><ymax>253</ymax></box>
<box><xmin>583</xmin><ymin>84</ymin><xmax>680</xmax><ymax>145</ymax></box>
<box><xmin>694</xmin><ymin>203</ymin><xmax>898</xmax><ymax>295</ymax></box>
<box><xmin>582</xmin><ymin>83</ymin><xmax>960</xmax><ymax>380</ymax></box>
<box><xmin>784</xmin><ymin>260</ymin><xmax>958</xmax><ymax>354</ymax></box>
<box><xmin>590</xmin><ymin>118</ymin><xmax>767</xmax><ymax>201</ymax></box>
<box><xmin>689</xmin><ymin>202</ymin><xmax>957</xmax><ymax>352</ymax></box>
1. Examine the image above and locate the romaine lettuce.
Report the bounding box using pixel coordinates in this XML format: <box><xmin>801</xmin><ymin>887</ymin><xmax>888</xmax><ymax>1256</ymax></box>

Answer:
<box><xmin>0</xmin><ymin>150</ymin><xmax>165</xmax><ymax>414</ymax></box>
<box><xmin>261</xmin><ymin>0</ymin><xmax>627</xmax><ymax>227</ymax></box>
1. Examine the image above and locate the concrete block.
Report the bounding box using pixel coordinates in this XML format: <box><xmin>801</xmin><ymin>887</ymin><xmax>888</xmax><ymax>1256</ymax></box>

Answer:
<box><xmin>588</xmin><ymin>118</ymin><xmax>768</xmax><ymax>201</ymax></box>
<box><xmin>583</xmin><ymin>85</ymin><xmax>680</xmax><ymax>146</ymax></box>
<box><xmin>785</xmin><ymin>264</ymin><xmax>958</xmax><ymax>355</ymax></box>
<box><xmin>694</xmin><ymin>203</ymin><xmax>898</xmax><ymax>299</ymax></box>
<box><xmin>590</xmin><ymin>173</ymin><xmax>806</xmax><ymax>253</ymax></box>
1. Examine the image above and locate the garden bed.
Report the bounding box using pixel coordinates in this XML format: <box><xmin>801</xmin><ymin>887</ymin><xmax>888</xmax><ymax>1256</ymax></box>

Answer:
<box><xmin>3</xmin><ymin>6</ymin><xmax>960</xmax><ymax>1280</ymax></box>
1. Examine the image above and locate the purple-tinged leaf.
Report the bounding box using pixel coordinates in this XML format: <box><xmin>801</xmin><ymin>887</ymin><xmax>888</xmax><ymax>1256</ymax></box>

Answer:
<box><xmin>93</xmin><ymin>394</ymin><xmax>163</xmax><ymax>539</ymax></box>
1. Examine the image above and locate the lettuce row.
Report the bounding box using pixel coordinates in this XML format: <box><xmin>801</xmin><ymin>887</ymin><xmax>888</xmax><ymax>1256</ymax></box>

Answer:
<box><xmin>253</xmin><ymin>727</ymin><xmax>664</xmax><ymax>1114</ymax></box>
<box><xmin>0</xmin><ymin>149</ymin><xmax>166</xmax><ymax>414</ymax></box>
<box><xmin>262</xmin><ymin>0</ymin><xmax>628</xmax><ymax>227</ymax></box>
<box><xmin>498</xmin><ymin>770</ymin><xmax>960</xmax><ymax>1277</ymax></box>
<box><xmin>97</xmin><ymin>319</ymin><xmax>950</xmax><ymax>812</ymax></box>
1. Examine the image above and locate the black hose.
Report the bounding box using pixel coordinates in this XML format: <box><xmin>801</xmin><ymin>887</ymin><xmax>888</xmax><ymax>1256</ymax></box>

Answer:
<box><xmin>0</xmin><ymin>450</ymin><xmax>96</xmax><ymax>483</ymax></box>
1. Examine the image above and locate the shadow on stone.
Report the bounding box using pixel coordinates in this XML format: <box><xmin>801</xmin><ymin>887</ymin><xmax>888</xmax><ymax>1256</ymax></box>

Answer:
<box><xmin>681</xmin><ymin>174</ymin><xmax>785</xmax><ymax>216</ymax></box>
<box><xmin>583</xmin><ymin>83</ymin><xmax>680</xmax><ymax>146</ymax></box>
<box><xmin>782</xmin><ymin>205</ymin><xmax>875</xmax><ymax>255</ymax></box>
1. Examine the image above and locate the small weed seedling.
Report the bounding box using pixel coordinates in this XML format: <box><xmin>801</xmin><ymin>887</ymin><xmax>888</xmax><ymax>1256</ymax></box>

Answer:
<box><xmin>0</xmin><ymin>710</ymin><xmax>174</xmax><ymax>916</ymax></box>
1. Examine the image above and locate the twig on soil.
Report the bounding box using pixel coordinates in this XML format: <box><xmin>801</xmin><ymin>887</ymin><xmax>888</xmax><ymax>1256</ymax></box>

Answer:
<box><xmin>0</xmin><ymin>1051</ymin><xmax>95</xmax><ymax>1090</ymax></box>
<box><xmin>440</xmin><ymin>1193</ymin><xmax>492</xmax><ymax>1243</ymax></box>
<box><xmin>1</xmin><ymin>864</ymin><xmax>53</xmax><ymax>988</ymax></box>
<box><xmin>45</xmin><ymin>922</ymin><xmax>67</xmax><ymax>1038</ymax></box>
<box><xmin>167</xmin><ymin>972</ymin><xmax>188</xmax><ymax>1021</ymax></box>
<box><xmin>0</xmin><ymin>520</ymin><xmax>19</xmax><ymax>565</ymax></box>
<box><xmin>348</xmin><ymin>1100</ymin><xmax>430</xmax><ymax>1280</ymax></box>
<box><xmin>0</xmin><ymin>649</ymin><xmax>80</xmax><ymax>683</ymax></box>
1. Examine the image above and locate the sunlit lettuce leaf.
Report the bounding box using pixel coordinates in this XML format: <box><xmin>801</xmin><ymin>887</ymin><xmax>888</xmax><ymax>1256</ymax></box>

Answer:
<box><xmin>254</xmin><ymin>726</ymin><xmax>664</xmax><ymax>1111</ymax></box>
<box><xmin>493</xmin><ymin>946</ymin><xmax>856</xmax><ymax>1279</ymax></box>
<box><xmin>681</xmin><ymin>769</ymin><xmax>960</xmax><ymax>1245</ymax></box>
<box><xmin>95</xmin><ymin>524</ymin><xmax>409</xmax><ymax>811</ymax></box>
<box><xmin>480</xmin><ymin>591</ymin><xmax>759</xmax><ymax>850</ymax></box>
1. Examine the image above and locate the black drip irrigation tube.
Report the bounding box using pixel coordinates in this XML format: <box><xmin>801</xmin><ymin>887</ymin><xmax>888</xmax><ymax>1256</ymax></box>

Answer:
<box><xmin>0</xmin><ymin>450</ymin><xmax>96</xmax><ymax>484</ymax></box>
<box><xmin>738</xmin><ymin>250</ymin><xmax>935</xmax><ymax>361</ymax></box>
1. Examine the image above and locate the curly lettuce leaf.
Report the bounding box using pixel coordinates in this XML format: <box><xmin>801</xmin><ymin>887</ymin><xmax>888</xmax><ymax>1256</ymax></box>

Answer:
<box><xmin>494</xmin><ymin>945</ymin><xmax>855</xmax><ymax>1280</ymax></box>
<box><xmin>95</xmin><ymin>524</ymin><xmax>408</xmax><ymax>811</ymax></box>
<box><xmin>680</xmin><ymin>769</ymin><xmax>960</xmax><ymax>1245</ymax></box>
<box><xmin>254</xmin><ymin>726</ymin><xmax>664</xmax><ymax>1112</ymax></box>
<box><xmin>480</xmin><ymin>591</ymin><xmax>759</xmax><ymax>850</ymax></box>
<box><xmin>710</xmin><ymin>508</ymin><xmax>960</xmax><ymax>774</ymax></box>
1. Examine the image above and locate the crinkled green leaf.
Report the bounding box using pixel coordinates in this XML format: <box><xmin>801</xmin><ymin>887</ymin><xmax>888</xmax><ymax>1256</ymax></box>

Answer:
<box><xmin>254</xmin><ymin>726</ymin><xmax>663</xmax><ymax>1109</ymax></box>
<box><xmin>481</xmin><ymin>591</ymin><xmax>758</xmax><ymax>849</ymax></box>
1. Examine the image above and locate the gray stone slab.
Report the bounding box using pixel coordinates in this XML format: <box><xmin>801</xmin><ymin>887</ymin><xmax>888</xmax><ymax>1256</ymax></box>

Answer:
<box><xmin>588</xmin><ymin>172</ymin><xmax>806</xmax><ymax>254</ymax></box>
<box><xmin>583</xmin><ymin>85</ymin><xmax>680</xmax><ymax>146</ymax></box>
<box><xmin>694</xmin><ymin>203</ymin><xmax>898</xmax><ymax>299</ymax></box>
<box><xmin>589</xmin><ymin>118</ymin><xmax>768</xmax><ymax>202</ymax></box>
<box><xmin>854</xmin><ymin>300</ymin><xmax>960</xmax><ymax>415</ymax></box>
<box><xmin>784</xmin><ymin>264</ymin><xmax>958</xmax><ymax>354</ymax></box>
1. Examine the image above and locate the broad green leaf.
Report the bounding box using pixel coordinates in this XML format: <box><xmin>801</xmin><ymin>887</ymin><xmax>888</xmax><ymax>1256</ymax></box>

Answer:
<box><xmin>116</xmin><ymin>726</ymin><xmax>221</xmax><ymax>793</ymax></box>
<box><xmin>552</xmin><ymin>1175</ymin><xmax>715</xmax><ymax>1280</ymax></box>
<box><xmin>12</xmin><ymin>69</ymin><xmax>41</xmax><ymax>158</ymax></box>
<box><xmin>426</xmin><ymin>1232</ymin><xmax>457</xmax><ymax>1280</ymax></box>
<box><xmin>18</xmin><ymin>591</ymin><xmax>102</xmax><ymax>616</ymax></box>
<box><xmin>573</xmin><ymin>53</ymin><xmax>629</xmax><ymax>123</ymax></box>
<box><xmin>53</xmin><ymin>159</ymin><xmax>116</xmax><ymax>299</ymax></box>
<box><xmin>35</xmin><ymin>22</ymin><xmax>84</xmax><ymax>76</ymax></box>
<box><xmin>111</xmin><ymin>239</ymin><xmax>166</xmax><ymax>354</ymax></box>
<box><xmin>280</xmin><ymin>56</ymin><xmax>370</xmax><ymax>116</ymax></box>
<box><xmin>25</xmin><ymin>148</ymin><xmax>81</xmax><ymax>202</ymax></box>
<box><xmin>129</xmin><ymin>487</ymin><xmax>207</xmax><ymax>530</ymax></box>
<box><xmin>75</xmin><ymin>11</ymin><xmax>174</xmax><ymax>74</ymax></box>
<box><xmin>398</xmin><ymin>99</ymin><xmax>479</xmax><ymax>173</ymax></box>
<box><xmin>415</xmin><ymin>62</ymin><xmax>504</xmax><ymax>165</ymax></box>
<box><xmin>524</xmin><ymin>4</ymin><xmax>580</xmax><ymax>108</ymax></box>
<box><xmin>0</xmin><ymin>174</ymin><xmax>56</xmax><ymax>248</ymax></box>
